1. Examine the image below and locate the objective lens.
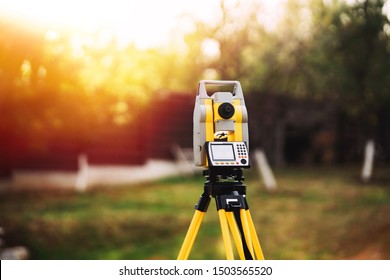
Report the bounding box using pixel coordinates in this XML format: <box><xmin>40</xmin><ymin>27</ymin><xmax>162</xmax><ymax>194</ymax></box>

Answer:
<box><xmin>218</xmin><ymin>102</ymin><xmax>235</xmax><ymax>119</ymax></box>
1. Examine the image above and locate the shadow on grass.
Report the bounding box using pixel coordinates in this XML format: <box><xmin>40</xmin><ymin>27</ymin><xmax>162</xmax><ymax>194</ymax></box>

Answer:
<box><xmin>3</xmin><ymin>212</ymin><xmax>189</xmax><ymax>259</ymax></box>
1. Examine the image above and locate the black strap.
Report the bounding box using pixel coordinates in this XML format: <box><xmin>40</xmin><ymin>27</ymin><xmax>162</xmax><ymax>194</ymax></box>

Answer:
<box><xmin>233</xmin><ymin>208</ymin><xmax>253</xmax><ymax>260</ymax></box>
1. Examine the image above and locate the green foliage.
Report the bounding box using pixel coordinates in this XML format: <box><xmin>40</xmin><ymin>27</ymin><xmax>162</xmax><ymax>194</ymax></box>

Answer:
<box><xmin>314</xmin><ymin>0</ymin><xmax>390</xmax><ymax>128</ymax></box>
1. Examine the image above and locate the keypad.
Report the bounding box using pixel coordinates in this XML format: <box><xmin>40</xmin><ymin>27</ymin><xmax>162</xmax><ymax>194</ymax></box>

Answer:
<box><xmin>237</xmin><ymin>143</ymin><xmax>248</xmax><ymax>159</ymax></box>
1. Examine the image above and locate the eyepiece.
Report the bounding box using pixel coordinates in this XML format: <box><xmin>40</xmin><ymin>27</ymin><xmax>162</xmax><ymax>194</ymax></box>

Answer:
<box><xmin>218</xmin><ymin>102</ymin><xmax>235</xmax><ymax>119</ymax></box>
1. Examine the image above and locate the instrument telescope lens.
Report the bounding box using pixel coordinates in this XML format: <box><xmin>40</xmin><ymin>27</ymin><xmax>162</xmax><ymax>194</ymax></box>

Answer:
<box><xmin>218</xmin><ymin>102</ymin><xmax>235</xmax><ymax>119</ymax></box>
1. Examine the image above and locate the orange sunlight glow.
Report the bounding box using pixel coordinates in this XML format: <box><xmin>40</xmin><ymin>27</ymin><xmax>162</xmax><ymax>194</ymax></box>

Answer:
<box><xmin>0</xmin><ymin>0</ymin><xmax>291</xmax><ymax>50</ymax></box>
<box><xmin>0</xmin><ymin>0</ymin><xmax>223</xmax><ymax>50</ymax></box>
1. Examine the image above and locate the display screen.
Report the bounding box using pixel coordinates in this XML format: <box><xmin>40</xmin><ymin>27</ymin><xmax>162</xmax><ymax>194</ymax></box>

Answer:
<box><xmin>211</xmin><ymin>144</ymin><xmax>235</xmax><ymax>161</ymax></box>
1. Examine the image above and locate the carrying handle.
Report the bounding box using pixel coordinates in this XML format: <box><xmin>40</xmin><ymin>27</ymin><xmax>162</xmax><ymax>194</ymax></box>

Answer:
<box><xmin>197</xmin><ymin>80</ymin><xmax>244</xmax><ymax>100</ymax></box>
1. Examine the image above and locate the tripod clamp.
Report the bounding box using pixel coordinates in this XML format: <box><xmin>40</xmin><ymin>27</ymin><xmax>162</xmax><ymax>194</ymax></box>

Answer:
<box><xmin>195</xmin><ymin>167</ymin><xmax>247</xmax><ymax>212</ymax></box>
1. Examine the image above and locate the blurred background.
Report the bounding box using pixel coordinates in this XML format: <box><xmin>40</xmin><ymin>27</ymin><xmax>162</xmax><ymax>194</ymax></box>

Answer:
<box><xmin>0</xmin><ymin>0</ymin><xmax>389</xmax><ymax>260</ymax></box>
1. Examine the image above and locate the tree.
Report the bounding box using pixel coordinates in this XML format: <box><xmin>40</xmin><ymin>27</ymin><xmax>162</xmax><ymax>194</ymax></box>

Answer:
<box><xmin>313</xmin><ymin>0</ymin><xmax>390</xmax><ymax>177</ymax></box>
<box><xmin>178</xmin><ymin>0</ymin><xmax>267</xmax><ymax>86</ymax></box>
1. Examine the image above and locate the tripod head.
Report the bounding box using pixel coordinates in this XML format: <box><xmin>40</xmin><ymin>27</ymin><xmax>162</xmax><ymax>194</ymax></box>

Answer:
<box><xmin>193</xmin><ymin>80</ymin><xmax>249</xmax><ymax>168</ymax></box>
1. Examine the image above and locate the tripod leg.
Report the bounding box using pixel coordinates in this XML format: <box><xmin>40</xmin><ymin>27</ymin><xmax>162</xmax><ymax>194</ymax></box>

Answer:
<box><xmin>218</xmin><ymin>209</ymin><xmax>234</xmax><ymax>260</ymax></box>
<box><xmin>246</xmin><ymin>209</ymin><xmax>265</xmax><ymax>260</ymax></box>
<box><xmin>225</xmin><ymin>211</ymin><xmax>245</xmax><ymax>260</ymax></box>
<box><xmin>177</xmin><ymin>210</ymin><xmax>205</xmax><ymax>260</ymax></box>
<box><xmin>240</xmin><ymin>209</ymin><xmax>255</xmax><ymax>259</ymax></box>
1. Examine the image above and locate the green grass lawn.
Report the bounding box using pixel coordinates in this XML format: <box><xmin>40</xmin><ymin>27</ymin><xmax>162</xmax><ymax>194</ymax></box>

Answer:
<box><xmin>0</xmin><ymin>165</ymin><xmax>389</xmax><ymax>260</ymax></box>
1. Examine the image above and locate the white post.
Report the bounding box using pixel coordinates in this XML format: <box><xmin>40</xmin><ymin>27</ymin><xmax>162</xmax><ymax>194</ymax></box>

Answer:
<box><xmin>254</xmin><ymin>149</ymin><xmax>277</xmax><ymax>191</ymax></box>
<box><xmin>361</xmin><ymin>139</ymin><xmax>375</xmax><ymax>182</ymax></box>
<box><xmin>75</xmin><ymin>153</ymin><xmax>89</xmax><ymax>192</ymax></box>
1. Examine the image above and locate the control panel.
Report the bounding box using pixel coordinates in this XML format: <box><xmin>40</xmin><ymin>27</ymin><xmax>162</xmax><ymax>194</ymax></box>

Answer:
<box><xmin>206</xmin><ymin>142</ymin><xmax>249</xmax><ymax>167</ymax></box>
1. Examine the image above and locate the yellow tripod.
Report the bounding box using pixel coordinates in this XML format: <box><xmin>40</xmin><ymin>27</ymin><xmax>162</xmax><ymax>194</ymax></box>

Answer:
<box><xmin>177</xmin><ymin>167</ymin><xmax>265</xmax><ymax>260</ymax></box>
